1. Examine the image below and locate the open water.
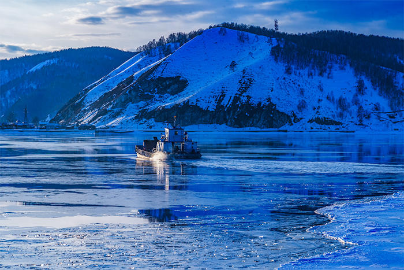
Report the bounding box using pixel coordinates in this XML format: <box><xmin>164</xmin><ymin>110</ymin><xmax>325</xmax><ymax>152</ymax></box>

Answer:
<box><xmin>0</xmin><ymin>130</ymin><xmax>403</xmax><ymax>268</ymax></box>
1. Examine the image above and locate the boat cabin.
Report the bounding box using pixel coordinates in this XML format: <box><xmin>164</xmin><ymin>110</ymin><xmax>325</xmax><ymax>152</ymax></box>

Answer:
<box><xmin>154</xmin><ymin>126</ymin><xmax>198</xmax><ymax>154</ymax></box>
<box><xmin>163</xmin><ymin>127</ymin><xmax>185</xmax><ymax>142</ymax></box>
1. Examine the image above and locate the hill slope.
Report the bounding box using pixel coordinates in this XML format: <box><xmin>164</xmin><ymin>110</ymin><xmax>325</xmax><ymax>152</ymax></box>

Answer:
<box><xmin>0</xmin><ymin>47</ymin><xmax>135</xmax><ymax>122</ymax></box>
<box><xmin>53</xmin><ymin>28</ymin><xmax>404</xmax><ymax>131</ymax></box>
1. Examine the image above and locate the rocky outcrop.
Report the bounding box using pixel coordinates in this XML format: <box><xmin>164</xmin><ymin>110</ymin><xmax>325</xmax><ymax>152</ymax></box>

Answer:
<box><xmin>137</xmin><ymin>100</ymin><xmax>292</xmax><ymax>129</ymax></box>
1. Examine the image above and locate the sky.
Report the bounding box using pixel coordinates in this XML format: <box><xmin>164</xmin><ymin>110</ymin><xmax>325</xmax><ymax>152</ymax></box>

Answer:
<box><xmin>0</xmin><ymin>0</ymin><xmax>403</xmax><ymax>59</ymax></box>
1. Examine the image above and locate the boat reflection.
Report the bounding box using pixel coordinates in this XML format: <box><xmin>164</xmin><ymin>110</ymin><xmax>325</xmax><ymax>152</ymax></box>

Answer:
<box><xmin>135</xmin><ymin>159</ymin><xmax>196</xmax><ymax>191</ymax></box>
<box><xmin>138</xmin><ymin>208</ymin><xmax>178</xmax><ymax>222</ymax></box>
<box><xmin>135</xmin><ymin>160</ymin><xmax>196</xmax><ymax>222</ymax></box>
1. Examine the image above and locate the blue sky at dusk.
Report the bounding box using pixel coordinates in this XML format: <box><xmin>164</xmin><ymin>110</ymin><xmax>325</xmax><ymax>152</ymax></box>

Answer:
<box><xmin>0</xmin><ymin>0</ymin><xmax>402</xmax><ymax>59</ymax></box>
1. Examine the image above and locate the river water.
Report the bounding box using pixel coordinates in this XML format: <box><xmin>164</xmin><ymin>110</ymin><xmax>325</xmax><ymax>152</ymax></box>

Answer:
<box><xmin>0</xmin><ymin>131</ymin><xmax>403</xmax><ymax>268</ymax></box>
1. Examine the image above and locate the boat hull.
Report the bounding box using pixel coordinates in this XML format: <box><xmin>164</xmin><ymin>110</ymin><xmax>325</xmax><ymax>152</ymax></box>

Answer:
<box><xmin>135</xmin><ymin>146</ymin><xmax>201</xmax><ymax>160</ymax></box>
<box><xmin>135</xmin><ymin>147</ymin><xmax>155</xmax><ymax>159</ymax></box>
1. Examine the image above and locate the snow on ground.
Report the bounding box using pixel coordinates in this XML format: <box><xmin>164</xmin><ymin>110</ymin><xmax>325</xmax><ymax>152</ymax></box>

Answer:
<box><xmin>27</xmin><ymin>58</ymin><xmax>59</xmax><ymax>73</ymax></box>
<box><xmin>126</xmin><ymin>28</ymin><xmax>392</xmax><ymax>131</ymax></box>
<box><xmin>281</xmin><ymin>192</ymin><xmax>404</xmax><ymax>269</ymax></box>
<box><xmin>142</xmin><ymin>28</ymin><xmax>277</xmax><ymax>111</ymax></box>
<box><xmin>82</xmin><ymin>53</ymin><xmax>164</xmax><ymax>106</ymax></box>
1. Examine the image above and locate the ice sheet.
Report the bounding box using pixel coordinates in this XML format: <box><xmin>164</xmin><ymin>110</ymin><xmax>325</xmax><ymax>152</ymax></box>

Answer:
<box><xmin>0</xmin><ymin>131</ymin><xmax>402</xmax><ymax>268</ymax></box>
<box><xmin>282</xmin><ymin>192</ymin><xmax>404</xmax><ymax>269</ymax></box>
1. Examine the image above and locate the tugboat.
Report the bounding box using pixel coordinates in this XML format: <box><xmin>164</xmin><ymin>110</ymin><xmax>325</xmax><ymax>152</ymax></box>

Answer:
<box><xmin>136</xmin><ymin>118</ymin><xmax>201</xmax><ymax>160</ymax></box>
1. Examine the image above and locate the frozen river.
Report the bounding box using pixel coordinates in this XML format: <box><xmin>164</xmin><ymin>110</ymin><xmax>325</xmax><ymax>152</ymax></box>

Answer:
<box><xmin>0</xmin><ymin>130</ymin><xmax>403</xmax><ymax>268</ymax></box>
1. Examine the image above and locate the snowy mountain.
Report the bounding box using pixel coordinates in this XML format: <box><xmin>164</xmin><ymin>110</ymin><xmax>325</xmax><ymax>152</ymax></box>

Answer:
<box><xmin>0</xmin><ymin>47</ymin><xmax>134</xmax><ymax>122</ymax></box>
<box><xmin>53</xmin><ymin>27</ymin><xmax>404</xmax><ymax>131</ymax></box>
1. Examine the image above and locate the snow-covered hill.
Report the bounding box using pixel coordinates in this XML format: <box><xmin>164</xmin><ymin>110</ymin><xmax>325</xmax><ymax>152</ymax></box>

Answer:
<box><xmin>53</xmin><ymin>28</ymin><xmax>404</xmax><ymax>131</ymax></box>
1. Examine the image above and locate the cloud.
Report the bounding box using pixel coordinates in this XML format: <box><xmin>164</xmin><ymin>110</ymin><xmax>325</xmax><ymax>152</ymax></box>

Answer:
<box><xmin>1</xmin><ymin>0</ymin><xmax>403</xmax><ymax>60</ymax></box>
<box><xmin>104</xmin><ymin>1</ymin><xmax>210</xmax><ymax>20</ymax></box>
<box><xmin>109</xmin><ymin>6</ymin><xmax>143</xmax><ymax>17</ymax></box>
<box><xmin>54</xmin><ymin>33</ymin><xmax>122</xmax><ymax>42</ymax></box>
<box><xmin>76</xmin><ymin>16</ymin><xmax>105</xmax><ymax>25</ymax></box>
<box><xmin>72</xmin><ymin>33</ymin><xmax>121</xmax><ymax>37</ymax></box>
<box><xmin>183</xmin><ymin>11</ymin><xmax>215</xmax><ymax>21</ymax></box>
<box><xmin>129</xmin><ymin>19</ymin><xmax>172</xmax><ymax>25</ymax></box>
<box><xmin>0</xmin><ymin>44</ymin><xmax>46</xmax><ymax>54</ymax></box>
<box><xmin>255</xmin><ymin>0</ymin><xmax>290</xmax><ymax>9</ymax></box>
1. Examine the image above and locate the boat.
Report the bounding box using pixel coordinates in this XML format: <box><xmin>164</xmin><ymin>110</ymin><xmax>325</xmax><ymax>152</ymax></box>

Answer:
<box><xmin>136</xmin><ymin>123</ymin><xmax>201</xmax><ymax>160</ymax></box>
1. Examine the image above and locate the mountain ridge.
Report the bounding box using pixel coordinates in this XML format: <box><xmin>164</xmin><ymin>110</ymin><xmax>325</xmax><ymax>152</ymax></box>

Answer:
<box><xmin>0</xmin><ymin>47</ymin><xmax>135</xmax><ymax>122</ymax></box>
<box><xmin>52</xmin><ymin>27</ymin><xmax>404</xmax><ymax>131</ymax></box>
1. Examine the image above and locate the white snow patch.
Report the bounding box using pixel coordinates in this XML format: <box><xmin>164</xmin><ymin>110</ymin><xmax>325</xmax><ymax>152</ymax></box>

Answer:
<box><xmin>82</xmin><ymin>53</ymin><xmax>165</xmax><ymax>106</ymax></box>
<box><xmin>27</xmin><ymin>59</ymin><xmax>59</xmax><ymax>73</ymax></box>
<box><xmin>0</xmin><ymin>215</ymin><xmax>148</xmax><ymax>228</ymax></box>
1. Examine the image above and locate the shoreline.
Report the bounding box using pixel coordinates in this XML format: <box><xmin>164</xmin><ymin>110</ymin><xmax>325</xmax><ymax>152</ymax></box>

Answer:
<box><xmin>2</xmin><ymin>128</ymin><xmax>403</xmax><ymax>134</ymax></box>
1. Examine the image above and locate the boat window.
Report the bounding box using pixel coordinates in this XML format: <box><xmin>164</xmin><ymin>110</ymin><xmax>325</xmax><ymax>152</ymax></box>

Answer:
<box><xmin>175</xmin><ymin>131</ymin><xmax>178</xmax><ymax>135</ymax></box>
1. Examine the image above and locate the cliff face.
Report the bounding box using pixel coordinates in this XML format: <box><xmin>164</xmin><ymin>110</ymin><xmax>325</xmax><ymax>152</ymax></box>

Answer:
<box><xmin>52</xmin><ymin>28</ymin><xmax>404</xmax><ymax>131</ymax></box>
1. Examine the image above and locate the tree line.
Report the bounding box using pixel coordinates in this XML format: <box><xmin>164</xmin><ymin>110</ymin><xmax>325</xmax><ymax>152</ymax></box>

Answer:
<box><xmin>135</xmin><ymin>30</ymin><xmax>204</xmax><ymax>57</ymax></box>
